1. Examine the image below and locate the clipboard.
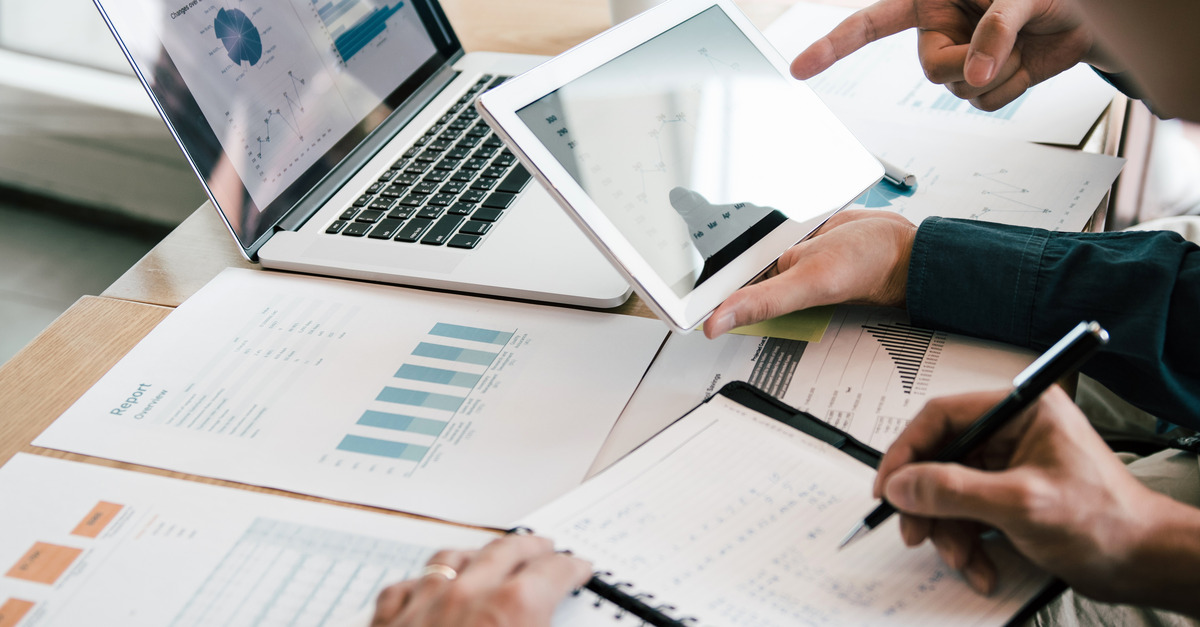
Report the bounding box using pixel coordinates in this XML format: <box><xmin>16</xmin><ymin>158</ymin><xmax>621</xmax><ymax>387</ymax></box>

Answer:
<box><xmin>522</xmin><ymin>380</ymin><xmax>1064</xmax><ymax>626</ymax></box>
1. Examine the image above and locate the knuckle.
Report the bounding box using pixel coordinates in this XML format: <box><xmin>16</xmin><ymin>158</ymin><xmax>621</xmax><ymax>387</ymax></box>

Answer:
<box><xmin>495</xmin><ymin>579</ymin><xmax>541</xmax><ymax>616</ymax></box>
<box><xmin>428</xmin><ymin>549</ymin><xmax>459</xmax><ymax>566</ymax></box>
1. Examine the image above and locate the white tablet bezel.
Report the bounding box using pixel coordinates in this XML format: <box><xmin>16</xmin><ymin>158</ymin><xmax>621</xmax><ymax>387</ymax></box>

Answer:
<box><xmin>478</xmin><ymin>0</ymin><xmax>882</xmax><ymax>333</ymax></box>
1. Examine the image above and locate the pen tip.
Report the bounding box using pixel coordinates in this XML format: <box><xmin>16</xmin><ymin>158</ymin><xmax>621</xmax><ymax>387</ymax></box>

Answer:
<box><xmin>838</xmin><ymin>521</ymin><xmax>869</xmax><ymax>550</ymax></box>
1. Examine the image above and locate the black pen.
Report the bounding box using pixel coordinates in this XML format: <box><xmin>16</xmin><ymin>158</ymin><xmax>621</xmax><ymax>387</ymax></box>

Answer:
<box><xmin>838</xmin><ymin>320</ymin><xmax>1109</xmax><ymax>550</ymax></box>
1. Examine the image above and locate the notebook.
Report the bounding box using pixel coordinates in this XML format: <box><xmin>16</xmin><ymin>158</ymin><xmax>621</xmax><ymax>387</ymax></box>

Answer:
<box><xmin>521</xmin><ymin>382</ymin><xmax>1059</xmax><ymax>626</ymax></box>
<box><xmin>92</xmin><ymin>0</ymin><xmax>632</xmax><ymax>307</ymax></box>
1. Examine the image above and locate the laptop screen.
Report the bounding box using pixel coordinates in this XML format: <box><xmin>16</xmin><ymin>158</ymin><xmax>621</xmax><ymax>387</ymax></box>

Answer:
<box><xmin>95</xmin><ymin>0</ymin><xmax>461</xmax><ymax>252</ymax></box>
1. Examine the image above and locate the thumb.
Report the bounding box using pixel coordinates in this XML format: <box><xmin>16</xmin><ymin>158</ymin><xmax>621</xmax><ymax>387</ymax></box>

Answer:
<box><xmin>703</xmin><ymin>267</ymin><xmax>826</xmax><ymax>338</ymax></box>
<box><xmin>965</xmin><ymin>0</ymin><xmax>1036</xmax><ymax>85</ymax></box>
<box><xmin>884</xmin><ymin>463</ymin><xmax>1033</xmax><ymax>529</ymax></box>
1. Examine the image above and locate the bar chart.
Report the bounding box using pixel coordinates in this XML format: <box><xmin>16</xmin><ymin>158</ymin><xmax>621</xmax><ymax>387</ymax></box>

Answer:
<box><xmin>311</xmin><ymin>0</ymin><xmax>406</xmax><ymax>63</ymax></box>
<box><xmin>335</xmin><ymin>323</ymin><xmax>514</xmax><ymax>463</ymax></box>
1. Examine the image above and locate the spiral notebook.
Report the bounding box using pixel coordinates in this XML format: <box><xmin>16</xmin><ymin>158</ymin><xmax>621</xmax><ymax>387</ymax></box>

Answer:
<box><xmin>521</xmin><ymin>382</ymin><xmax>1059</xmax><ymax>626</ymax></box>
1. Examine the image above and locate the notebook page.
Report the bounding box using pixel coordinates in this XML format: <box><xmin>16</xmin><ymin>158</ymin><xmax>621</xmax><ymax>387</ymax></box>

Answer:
<box><xmin>529</xmin><ymin>395</ymin><xmax>1050</xmax><ymax>626</ymax></box>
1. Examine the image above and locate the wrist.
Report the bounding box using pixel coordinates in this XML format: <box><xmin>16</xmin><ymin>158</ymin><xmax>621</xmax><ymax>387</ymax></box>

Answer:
<box><xmin>1110</xmin><ymin>490</ymin><xmax>1200</xmax><ymax>617</ymax></box>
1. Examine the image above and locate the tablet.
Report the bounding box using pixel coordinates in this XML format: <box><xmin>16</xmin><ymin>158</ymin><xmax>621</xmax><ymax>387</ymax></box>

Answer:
<box><xmin>477</xmin><ymin>0</ymin><xmax>881</xmax><ymax>332</ymax></box>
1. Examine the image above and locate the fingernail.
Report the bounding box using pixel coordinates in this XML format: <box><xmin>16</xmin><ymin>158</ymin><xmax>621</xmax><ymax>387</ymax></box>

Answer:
<box><xmin>966</xmin><ymin>52</ymin><xmax>995</xmax><ymax>84</ymax></box>
<box><xmin>710</xmin><ymin>312</ymin><xmax>737</xmax><ymax>337</ymax></box>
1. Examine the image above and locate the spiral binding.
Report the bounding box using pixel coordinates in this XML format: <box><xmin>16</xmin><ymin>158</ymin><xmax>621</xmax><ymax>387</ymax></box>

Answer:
<box><xmin>585</xmin><ymin>570</ymin><xmax>699</xmax><ymax>626</ymax></box>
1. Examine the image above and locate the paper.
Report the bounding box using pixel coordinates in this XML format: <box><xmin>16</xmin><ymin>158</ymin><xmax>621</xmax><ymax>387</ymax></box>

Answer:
<box><xmin>846</xmin><ymin>122</ymin><xmax>1124</xmax><ymax>231</ymax></box>
<box><xmin>35</xmin><ymin>269</ymin><xmax>667</xmax><ymax>526</ymax></box>
<box><xmin>535</xmin><ymin>396</ymin><xmax>1048</xmax><ymax>626</ymax></box>
<box><xmin>0</xmin><ymin>454</ymin><xmax>496</xmax><ymax>626</ymax></box>
<box><xmin>764</xmin><ymin>2</ymin><xmax>1116</xmax><ymax>146</ymax></box>
<box><xmin>589</xmin><ymin>306</ymin><xmax>1034</xmax><ymax>475</ymax></box>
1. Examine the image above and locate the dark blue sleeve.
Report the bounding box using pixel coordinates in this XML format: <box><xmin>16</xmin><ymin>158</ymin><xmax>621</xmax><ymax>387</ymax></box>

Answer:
<box><xmin>907</xmin><ymin>217</ymin><xmax>1200</xmax><ymax>429</ymax></box>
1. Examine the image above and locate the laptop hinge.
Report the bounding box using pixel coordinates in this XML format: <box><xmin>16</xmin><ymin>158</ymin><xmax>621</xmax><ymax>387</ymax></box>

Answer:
<box><xmin>276</xmin><ymin>56</ymin><xmax>465</xmax><ymax>233</ymax></box>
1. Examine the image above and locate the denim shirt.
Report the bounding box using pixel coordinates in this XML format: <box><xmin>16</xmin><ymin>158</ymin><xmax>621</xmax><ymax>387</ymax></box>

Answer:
<box><xmin>906</xmin><ymin>217</ymin><xmax>1200</xmax><ymax>430</ymax></box>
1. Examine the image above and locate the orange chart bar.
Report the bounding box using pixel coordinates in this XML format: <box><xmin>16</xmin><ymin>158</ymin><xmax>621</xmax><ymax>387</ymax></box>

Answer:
<box><xmin>71</xmin><ymin>501</ymin><xmax>124</xmax><ymax>539</ymax></box>
<box><xmin>5</xmin><ymin>542</ymin><xmax>83</xmax><ymax>585</ymax></box>
<box><xmin>0</xmin><ymin>599</ymin><xmax>34</xmax><ymax>627</ymax></box>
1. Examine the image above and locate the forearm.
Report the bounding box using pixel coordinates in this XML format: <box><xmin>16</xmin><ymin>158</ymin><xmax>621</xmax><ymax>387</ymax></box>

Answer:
<box><xmin>906</xmin><ymin>217</ymin><xmax>1200</xmax><ymax>429</ymax></box>
<box><xmin>1116</xmin><ymin>492</ymin><xmax>1200</xmax><ymax>617</ymax></box>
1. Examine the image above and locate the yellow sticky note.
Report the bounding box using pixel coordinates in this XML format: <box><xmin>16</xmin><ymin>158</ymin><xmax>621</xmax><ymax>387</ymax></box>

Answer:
<box><xmin>730</xmin><ymin>306</ymin><xmax>835</xmax><ymax>343</ymax></box>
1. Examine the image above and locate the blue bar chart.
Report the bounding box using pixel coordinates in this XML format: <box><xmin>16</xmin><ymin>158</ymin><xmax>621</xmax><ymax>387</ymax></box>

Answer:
<box><xmin>336</xmin><ymin>322</ymin><xmax>513</xmax><ymax>462</ymax></box>
<box><xmin>311</xmin><ymin>0</ymin><xmax>406</xmax><ymax>63</ymax></box>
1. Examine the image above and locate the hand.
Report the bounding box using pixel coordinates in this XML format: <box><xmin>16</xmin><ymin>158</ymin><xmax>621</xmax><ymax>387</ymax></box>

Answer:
<box><xmin>874</xmin><ymin>387</ymin><xmax>1172</xmax><ymax>602</ymax></box>
<box><xmin>791</xmin><ymin>0</ymin><xmax>1103</xmax><ymax>111</ymax></box>
<box><xmin>371</xmin><ymin>535</ymin><xmax>592</xmax><ymax>627</ymax></box>
<box><xmin>703</xmin><ymin>210</ymin><xmax>916</xmax><ymax>338</ymax></box>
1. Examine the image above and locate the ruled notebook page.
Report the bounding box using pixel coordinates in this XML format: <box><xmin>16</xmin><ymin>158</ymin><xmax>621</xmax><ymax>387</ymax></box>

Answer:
<box><xmin>527</xmin><ymin>394</ymin><xmax>1049</xmax><ymax>626</ymax></box>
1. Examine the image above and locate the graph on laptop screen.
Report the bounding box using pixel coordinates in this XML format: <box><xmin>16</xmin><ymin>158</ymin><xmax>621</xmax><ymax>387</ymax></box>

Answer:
<box><xmin>115</xmin><ymin>0</ymin><xmax>437</xmax><ymax>212</ymax></box>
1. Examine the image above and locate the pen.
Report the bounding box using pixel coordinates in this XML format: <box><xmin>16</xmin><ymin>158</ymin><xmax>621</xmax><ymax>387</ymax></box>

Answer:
<box><xmin>877</xmin><ymin>155</ymin><xmax>916</xmax><ymax>189</ymax></box>
<box><xmin>838</xmin><ymin>320</ymin><xmax>1109</xmax><ymax>550</ymax></box>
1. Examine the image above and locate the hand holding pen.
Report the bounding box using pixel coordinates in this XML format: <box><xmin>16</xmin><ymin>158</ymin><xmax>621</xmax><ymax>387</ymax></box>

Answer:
<box><xmin>841</xmin><ymin>322</ymin><xmax>1108</xmax><ymax>548</ymax></box>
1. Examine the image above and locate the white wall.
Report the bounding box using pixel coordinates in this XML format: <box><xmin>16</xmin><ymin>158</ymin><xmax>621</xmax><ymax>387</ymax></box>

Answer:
<box><xmin>0</xmin><ymin>0</ymin><xmax>203</xmax><ymax>225</ymax></box>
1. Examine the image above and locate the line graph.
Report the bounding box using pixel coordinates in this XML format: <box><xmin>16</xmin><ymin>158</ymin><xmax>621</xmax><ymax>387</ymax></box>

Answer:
<box><xmin>969</xmin><ymin>169</ymin><xmax>1053</xmax><ymax>220</ymax></box>
<box><xmin>255</xmin><ymin>71</ymin><xmax>307</xmax><ymax>158</ymax></box>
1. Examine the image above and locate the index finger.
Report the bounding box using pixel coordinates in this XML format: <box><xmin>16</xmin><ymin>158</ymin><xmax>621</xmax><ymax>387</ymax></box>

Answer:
<box><xmin>873</xmin><ymin>390</ymin><xmax>1011</xmax><ymax>498</ymax></box>
<box><xmin>791</xmin><ymin>0</ymin><xmax>918</xmax><ymax>79</ymax></box>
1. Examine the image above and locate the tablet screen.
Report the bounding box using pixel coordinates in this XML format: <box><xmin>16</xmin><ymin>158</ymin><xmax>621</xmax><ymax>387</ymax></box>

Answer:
<box><xmin>517</xmin><ymin>6</ymin><xmax>816</xmax><ymax>298</ymax></box>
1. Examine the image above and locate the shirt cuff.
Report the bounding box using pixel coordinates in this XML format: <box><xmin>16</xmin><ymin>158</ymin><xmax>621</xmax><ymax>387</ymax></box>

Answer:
<box><xmin>906</xmin><ymin>217</ymin><xmax>1051</xmax><ymax>346</ymax></box>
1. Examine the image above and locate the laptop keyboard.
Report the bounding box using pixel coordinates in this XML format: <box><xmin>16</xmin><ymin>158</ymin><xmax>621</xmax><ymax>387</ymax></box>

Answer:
<box><xmin>325</xmin><ymin>75</ymin><xmax>531</xmax><ymax>250</ymax></box>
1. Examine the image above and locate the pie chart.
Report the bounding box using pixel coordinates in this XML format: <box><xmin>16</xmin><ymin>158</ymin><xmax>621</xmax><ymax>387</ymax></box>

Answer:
<box><xmin>215</xmin><ymin>7</ymin><xmax>262</xmax><ymax>66</ymax></box>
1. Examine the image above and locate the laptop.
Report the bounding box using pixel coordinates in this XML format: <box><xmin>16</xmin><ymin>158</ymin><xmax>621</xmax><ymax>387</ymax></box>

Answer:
<box><xmin>92</xmin><ymin>0</ymin><xmax>632</xmax><ymax>307</ymax></box>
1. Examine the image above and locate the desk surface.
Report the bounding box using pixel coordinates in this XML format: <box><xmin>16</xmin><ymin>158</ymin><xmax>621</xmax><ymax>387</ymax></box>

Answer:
<box><xmin>3</xmin><ymin>0</ymin><xmax>1123</xmax><ymax>513</ymax></box>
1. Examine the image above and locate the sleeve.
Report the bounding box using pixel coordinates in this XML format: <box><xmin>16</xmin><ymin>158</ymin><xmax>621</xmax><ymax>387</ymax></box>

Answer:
<box><xmin>906</xmin><ymin>217</ymin><xmax>1200</xmax><ymax>430</ymax></box>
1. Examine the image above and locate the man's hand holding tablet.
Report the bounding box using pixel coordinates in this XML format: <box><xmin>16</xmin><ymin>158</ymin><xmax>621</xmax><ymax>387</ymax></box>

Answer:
<box><xmin>478</xmin><ymin>0</ymin><xmax>881</xmax><ymax>332</ymax></box>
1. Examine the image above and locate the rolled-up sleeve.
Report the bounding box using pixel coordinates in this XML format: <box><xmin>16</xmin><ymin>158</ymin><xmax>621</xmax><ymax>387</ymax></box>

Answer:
<box><xmin>907</xmin><ymin>217</ymin><xmax>1200</xmax><ymax>429</ymax></box>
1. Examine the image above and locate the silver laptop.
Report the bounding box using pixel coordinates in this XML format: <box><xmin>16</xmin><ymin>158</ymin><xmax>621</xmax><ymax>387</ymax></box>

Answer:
<box><xmin>93</xmin><ymin>0</ymin><xmax>632</xmax><ymax>307</ymax></box>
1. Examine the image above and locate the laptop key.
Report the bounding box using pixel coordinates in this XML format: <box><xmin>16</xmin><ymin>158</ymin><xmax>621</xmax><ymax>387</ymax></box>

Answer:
<box><xmin>441</xmin><ymin>181</ymin><xmax>468</xmax><ymax>194</ymax></box>
<box><xmin>379</xmin><ymin>168</ymin><xmax>400</xmax><ymax>182</ymax></box>
<box><xmin>463</xmin><ymin>158</ymin><xmax>488</xmax><ymax>170</ymax></box>
<box><xmin>412</xmin><ymin>181</ymin><xmax>440</xmax><ymax>195</ymax></box>
<box><xmin>399</xmin><ymin>193</ymin><xmax>427</xmax><ymax>207</ymax></box>
<box><xmin>447</xmin><ymin>146</ymin><xmax>472</xmax><ymax>160</ymax></box>
<box><xmin>455</xmin><ymin>136</ymin><xmax>482</xmax><ymax>149</ymax></box>
<box><xmin>448</xmin><ymin>202</ymin><xmax>476</xmax><ymax>216</ymax></box>
<box><xmin>326</xmin><ymin>220</ymin><xmax>348</xmax><ymax>234</ymax></box>
<box><xmin>353</xmin><ymin>195</ymin><xmax>372</xmax><ymax>207</ymax></box>
<box><xmin>423</xmin><ymin>170</ymin><xmax>450</xmax><ymax>183</ymax></box>
<box><xmin>368</xmin><ymin>197</ymin><xmax>396</xmax><ymax>211</ymax></box>
<box><xmin>460</xmin><ymin>190</ymin><xmax>487</xmax><ymax>204</ymax></box>
<box><xmin>387</xmin><ymin>207</ymin><xmax>415</xmax><ymax>220</ymax></box>
<box><xmin>451</xmin><ymin>170</ymin><xmax>476</xmax><ymax>183</ymax></box>
<box><xmin>381</xmin><ymin>183</ymin><xmax>409</xmax><ymax>198</ymax></box>
<box><xmin>428</xmin><ymin>193</ymin><xmax>456</xmax><ymax>207</ymax></box>
<box><xmin>496</xmin><ymin>165</ymin><xmax>531</xmax><ymax>194</ymax></box>
<box><xmin>356</xmin><ymin>209</ymin><xmax>386</xmax><ymax>223</ymax></box>
<box><xmin>395</xmin><ymin>218</ymin><xmax>434</xmax><ymax>242</ymax></box>
<box><xmin>472</xmin><ymin>208</ymin><xmax>504</xmax><ymax>222</ymax></box>
<box><xmin>482</xmin><ymin>192</ymin><xmax>516</xmax><ymax>209</ymax></box>
<box><xmin>421</xmin><ymin>215</ymin><xmax>466</xmax><ymax>245</ymax></box>
<box><xmin>472</xmin><ymin>146</ymin><xmax>498</xmax><ymax>160</ymax></box>
<box><xmin>447</xmin><ymin>234</ymin><xmax>482</xmax><ymax>249</ymax></box>
<box><xmin>369</xmin><ymin>218</ymin><xmax>404</xmax><ymax>239</ymax></box>
<box><xmin>396</xmin><ymin>172</ymin><xmax>421</xmax><ymax>186</ymax></box>
<box><xmin>470</xmin><ymin>177</ymin><xmax>497</xmax><ymax>191</ymax></box>
<box><xmin>418</xmin><ymin>206</ymin><xmax>445</xmax><ymax>220</ymax></box>
<box><xmin>460</xmin><ymin>220</ymin><xmax>492</xmax><ymax>236</ymax></box>
<box><xmin>343</xmin><ymin>222</ymin><xmax>372</xmax><ymax>236</ymax></box>
<box><xmin>340</xmin><ymin>208</ymin><xmax>361</xmax><ymax>220</ymax></box>
<box><xmin>366</xmin><ymin>182</ymin><xmax>385</xmax><ymax>194</ymax></box>
<box><xmin>481</xmin><ymin>166</ymin><xmax>507</xmax><ymax>179</ymax></box>
<box><xmin>435</xmin><ymin>158</ymin><xmax>461</xmax><ymax>171</ymax></box>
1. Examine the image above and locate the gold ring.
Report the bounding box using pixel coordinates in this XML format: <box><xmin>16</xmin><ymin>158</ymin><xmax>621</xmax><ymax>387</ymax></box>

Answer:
<box><xmin>419</xmin><ymin>563</ymin><xmax>458</xmax><ymax>581</ymax></box>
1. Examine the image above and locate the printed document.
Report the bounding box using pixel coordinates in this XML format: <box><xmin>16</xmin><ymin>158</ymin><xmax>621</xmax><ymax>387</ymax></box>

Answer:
<box><xmin>764</xmin><ymin>2</ymin><xmax>1116</xmax><ymax>146</ymax></box>
<box><xmin>35</xmin><ymin>269</ymin><xmax>667</xmax><ymax>526</ymax></box>
<box><xmin>0</xmin><ymin>454</ymin><xmax>495</xmax><ymax>626</ymax></box>
<box><xmin>590</xmin><ymin>306</ymin><xmax>1034</xmax><ymax>475</ymax></box>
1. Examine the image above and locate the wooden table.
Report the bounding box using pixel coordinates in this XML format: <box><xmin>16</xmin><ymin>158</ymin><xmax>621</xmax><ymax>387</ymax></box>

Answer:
<box><xmin>0</xmin><ymin>0</ymin><xmax>1128</xmax><ymax>498</ymax></box>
